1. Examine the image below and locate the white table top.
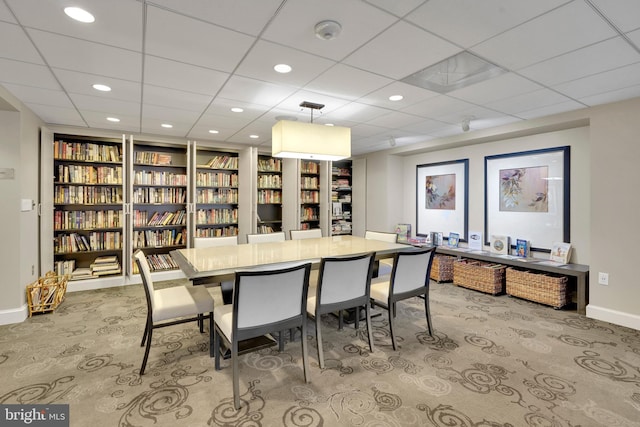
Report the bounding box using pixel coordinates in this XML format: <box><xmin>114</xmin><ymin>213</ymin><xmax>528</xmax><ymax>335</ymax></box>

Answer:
<box><xmin>172</xmin><ymin>235</ymin><xmax>410</xmax><ymax>280</ymax></box>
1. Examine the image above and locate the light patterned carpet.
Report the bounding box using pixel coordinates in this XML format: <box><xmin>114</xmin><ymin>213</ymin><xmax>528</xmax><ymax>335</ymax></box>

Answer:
<box><xmin>1</xmin><ymin>279</ymin><xmax>639</xmax><ymax>427</ymax></box>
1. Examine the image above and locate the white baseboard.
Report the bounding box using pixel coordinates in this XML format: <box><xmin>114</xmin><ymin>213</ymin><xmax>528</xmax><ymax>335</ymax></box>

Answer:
<box><xmin>0</xmin><ymin>304</ymin><xmax>28</xmax><ymax>325</ymax></box>
<box><xmin>586</xmin><ymin>304</ymin><xmax>640</xmax><ymax>330</ymax></box>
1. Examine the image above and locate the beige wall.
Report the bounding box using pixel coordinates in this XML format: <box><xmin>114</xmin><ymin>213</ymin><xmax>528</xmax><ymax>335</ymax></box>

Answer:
<box><xmin>361</xmin><ymin>97</ymin><xmax>640</xmax><ymax>330</ymax></box>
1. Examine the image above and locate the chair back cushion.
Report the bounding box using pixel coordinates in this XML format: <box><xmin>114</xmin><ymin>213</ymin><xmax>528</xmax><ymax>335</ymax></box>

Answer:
<box><xmin>194</xmin><ymin>235</ymin><xmax>238</xmax><ymax>248</ymax></box>
<box><xmin>364</xmin><ymin>230</ymin><xmax>397</xmax><ymax>243</ymax></box>
<box><xmin>246</xmin><ymin>231</ymin><xmax>286</xmax><ymax>244</ymax></box>
<box><xmin>134</xmin><ymin>250</ymin><xmax>156</xmax><ymax>311</ymax></box>
<box><xmin>235</xmin><ymin>262</ymin><xmax>310</xmax><ymax>329</ymax></box>
<box><xmin>318</xmin><ymin>253</ymin><xmax>374</xmax><ymax>305</ymax></box>
<box><xmin>392</xmin><ymin>249</ymin><xmax>434</xmax><ymax>294</ymax></box>
<box><xmin>290</xmin><ymin>229</ymin><xmax>322</xmax><ymax>240</ymax></box>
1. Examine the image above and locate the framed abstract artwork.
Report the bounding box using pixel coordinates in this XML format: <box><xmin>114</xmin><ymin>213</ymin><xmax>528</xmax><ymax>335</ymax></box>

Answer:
<box><xmin>416</xmin><ymin>159</ymin><xmax>468</xmax><ymax>241</ymax></box>
<box><xmin>484</xmin><ymin>146</ymin><xmax>570</xmax><ymax>252</ymax></box>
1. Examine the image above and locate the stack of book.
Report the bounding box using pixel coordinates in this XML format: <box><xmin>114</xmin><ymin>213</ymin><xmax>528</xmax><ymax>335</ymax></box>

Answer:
<box><xmin>90</xmin><ymin>256</ymin><xmax>121</xmax><ymax>276</ymax></box>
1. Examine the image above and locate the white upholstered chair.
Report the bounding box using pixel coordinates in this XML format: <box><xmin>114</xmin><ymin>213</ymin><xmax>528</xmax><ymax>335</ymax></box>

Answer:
<box><xmin>307</xmin><ymin>252</ymin><xmax>376</xmax><ymax>368</ymax></box>
<box><xmin>134</xmin><ymin>250</ymin><xmax>214</xmax><ymax>375</ymax></box>
<box><xmin>290</xmin><ymin>228</ymin><xmax>323</xmax><ymax>240</ymax></box>
<box><xmin>246</xmin><ymin>231</ymin><xmax>286</xmax><ymax>243</ymax></box>
<box><xmin>364</xmin><ymin>230</ymin><xmax>398</xmax><ymax>277</ymax></box>
<box><xmin>369</xmin><ymin>247</ymin><xmax>436</xmax><ymax>350</ymax></box>
<box><xmin>213</xmin><ymin>261</ymin><xmax>312</xmax><ymax>409</ymax></box>
<box><xmin>193</xmin><ymin>236</ymin><xmax>238</xmax><ymax>305</ymax></box>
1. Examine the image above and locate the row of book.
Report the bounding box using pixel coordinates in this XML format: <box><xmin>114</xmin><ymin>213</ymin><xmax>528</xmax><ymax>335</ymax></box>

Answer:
<box><xmin>57</xmin><ymin>165</ymin><xmax>123</xmax><ymax>185</ymax></box>
<box><xmin>195</xmin><ymin>208</ymin><xmax>238</xmax><ymax>225</ymax></box>
<box><xmin>332</xmin><ymin>178</ymin><xmax>350</xmax><ymax>189</ymax></box>
<box><xmin>194</xmin><ymin>226</ymin><xmax>238</xmax><ymax>237</ymax></box>
<box><xmin>301</xmin><ymin>161</ymin><xmax>319</xmax><ymax>174</ymax></box>
<box><xmin>131</xmin><ymin>254</ymin><xmax>178</xmax><ymax>273</ymax></box>
<box><xmin>133</xmin><ymin>229</ymin><xmax>185</xmax><ymax>248</ymax></box>
<box><xmin>195</xmin><ymin>171</ymin><xmax>238</xmax><ymax>187</ymax></box>
<box><xmin>301</xmin><ymin>207</ymin><xmax>319</xmax><ymax>221</ymax></box>
<box><xmin>133</xmin><ymin>210</ymin><xmax>187</xmax><ymax>227</ymax></box>
<box><xmin>258</xmin><ymin>174</ymin><xmax>281</xmax><ymax>189</ymax></box>
<box><xmin>134</xmin><ymin>151</ymin><xmax>173</xmax><ymax>166</ymax></box>
<box><xmin>200</xmin><ymin>155</ymin><xmax>239</xmax><ymax>169</ymax></box>
<box><xmin>257</xmin><ymin>190</ymin><xmax>282</xmax><ymax>204</ymax></box>
<box><xmin>331</xmin><ymin>167</ymin><xmax>350</xmax><ymax>176</ymax></box>
<box><xmin>301</xmin><ymin>177</ymin><xmax>319</xmax><ymax>189</ymax></box>
<box><xmin>54</xmin><ymin>140</ymin><xmax>121</xmax><ymax>163</ymax></box>
<box><xmin>132</xmin><ymin>187</ymin><xmax>186</xmax><ymax>204</ymax></box>
<box><xmin>133</xmin><ymin>170</ymin><xmax>187</xmax><ymax>186</ymax></box>
<box><xmin>196</xmin><ymin>188</ymin><xmax>238</xmax><ymax>204</ymax></box>
<box><xmin>258</xmin><ymin>158</ymin><xmax>282</xmax><ymax>172</ymax></box>
<box><xmin>55</xmin><ymin>185</ymin><xmax>122</xmax><ymax>205</ymax></box>
<box><xmin>301</xmin><ymin>191</ymin><xmax>320</xmax><ymax>203</ymax></box>
<box><xmin>54</xmin><ymin>210</ymin><xmax>122</xmax><ymax>231</ymax></box>
<box><xmin>54</xmin><ymin>232</ymin><xmax>122</xmax><ymax>253</ymax></box>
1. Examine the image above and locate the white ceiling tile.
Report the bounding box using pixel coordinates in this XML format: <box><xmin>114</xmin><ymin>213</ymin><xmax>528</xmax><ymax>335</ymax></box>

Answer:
<box><xmin>2</xmin><ymin>84</ymin><xmax>72</xmax><ymax>108</ymax></box>
<box><xmin>262</xmin><ymin>0</ymin><xmax>397</xmax><ymax>61</ymax></box>
<box><xmin>553</xmin><ymin>62</ymin><xmax>640</xmax><ymax>99</ymax></box>
<box><xmin>578</xmin><ymin>84</ymin><xmax>640</xmax><ymax>107</ymax></box>
<box><xmin>401</xmin><ymin>95</ymin><xmax>476</xmax><ymax>120</ymax></box>
<box><xmin>201</xmin><ymin>98</ymin><xmax>266</xmax><ymax>123</ymax></box>
<box><xmin>401</xmin><ymin>118</ymin><xmax>451</xmax><ymax>134</ymax></box>
<box><xmin>486</xmin><ymin>88</ymin><xmax>576</xmax><ymax>115</ymax></box>
<box><xmin>436</xmin><ymin>104</ymin><xmax>503</xmax><ymax>126</ymax></box>
<box><xmin>143</xmin><ymin>56</ymin><xmax>229</xmax><ymax>96</ymax></box>
<box><xmin>275</xmin><ymin>91</ymin><xmax>351</xmax><ymax>117</ymax></box>
<box><xmin>6</xmin><ymin>0</ymin><xmax>143</xmax><ymax>51</ymax></box>
<box><xmin>141</xmin><ymin>117</ymin><xmax>190</xmax><ymax>137</ymax></box>
<box><xmin>589</xmin><ymin>0</ymin><xmax>640</xmax><ymax>32</ymax></box>
<box><xmin>305</xmin><ymin>64</ymin><xmax>393</xmax><ymax>101</ymax></box>
<box><xmin>358</xmin><ymin>81</ymin><xmax>439</xmax><ymax>109</ymax></box>
<box><xmin>217</xmin><ymin>76</ymin><xmax>298</xmax><ymax>107</ymax></box>
<box><xmin>472</xmin><ymin>1</ymin><xmax>617</xmax><ymax>70</ymax></box>
<box><xmin>25</xmin><ymin>103</ymin><xmax>86</xmax><ymax>126</ymax></box>
<box><xmin>469</xmin><ymin>116</ymin><xmax>523</xmax><ymax>131</ymax></box>
<box><xmin>146</xmin><ymin>0</ymin><xmax>283</xmax><ymax>36</ymax></box>
<box><xmin>0</xmin><ymin>58</ymin><xmax>59</xmax><ymax>89</ymax></box>
<box><xmin>0</xmin><ymin>1</ymin><xmax>17</xmax><ymax>23</ymax></box>
<box><xmin>348</xmin><ymin>123</ymin><xmax>389</xmax><ymax>139</ymax></box>
<box><xmin>82</xmin><ymin>111</ymin><xmax>141</xmax><ymax>133</ymax></box>
<box><xmin>626</xmin><ymin>28</ymin><xmax>640</xmax><ymax>46</ymax></box>
<box><xmin>0</xmin><ymin>22</ymin><xmax>43</xmax><ymax>64</ymax></box>
<box><xmin>54</xmin><ymin>69</ymin><xmax>141</xmax><ymax>103</ymax></box>
<box><xmin>343</xmin><ymin>21</ymin><xmax>460</xmax><ymax>80</ymax></box>
<box><xmin>145</xmin><ymin>5</ymin><xmax>254</xmax><ymax>71</ymax></box>
<box><xmin>142</xmin><ymin>104</ymin><xmax>202</xmax><ymax>124</ymax></box>
<box><xmin>366</xmin><ymin>111</ymin><xmax>424</xmax><ymax>129</ymax></box>
<box><xmin>323</xmin><ymin>102</ymin><xmax>390</xmax><ymax>124</ymax></box>
<box><xmin>27</xmin><ymin>29</ymin><xmax>142</xmax><ymax>81</ymax></box>
<box><xmin>448</xmin><ymin>73</ymin><xmax>543</xmax><ymax>104</ymax></box>
<box><xmin>363</xmin><ymin>0</ymin><xmax>427</xmax><ymax>17</ymax></box>
<box><xmin>143</xmin><ymin>85</ymin><xmax>212</xmax><ymax>112</ymax></box>
<box><xmin>407</xmin><ymin>0</ymin><xmax>571</xmax><ymax>48</ymax></box>
<box><xmin>235</xmin><ymin>40</ymin><xmax>336</xmax><ymax>87</ymax></box>
<box><xmin>70</xmin><ymin>93</ymin><xmax>140</xmax><ymax>116</ymax></box>
<box><xmin>519</xmin><ymin>37</ymin><xmax>640</xmax><ymax>86</ymax></box>
<box><xmin>516</xmin><ymin>101</ymin><xmax>587</xmax><ymax>120</ymax></box>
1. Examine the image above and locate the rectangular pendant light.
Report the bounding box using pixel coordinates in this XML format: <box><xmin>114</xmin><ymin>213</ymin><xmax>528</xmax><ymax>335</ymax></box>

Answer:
<box><xmin>272</xmin><ymin>120</ymin><xmax>351</xmax><ymax>161</ymax></box>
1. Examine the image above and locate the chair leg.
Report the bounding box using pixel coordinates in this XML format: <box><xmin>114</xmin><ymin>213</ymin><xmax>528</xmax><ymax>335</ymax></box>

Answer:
<box><xmin>338</xmin><ymin>311</ymin><xmax>344</xmax><ymax>330</ymax></box>
<box><xmin>140</xmin><ymin>325</ymin><xmax>153</xmax><ymax>375</ymax></box>
<box><xmin>209</xmin><ymin>313</ymin><xmax>214</xmax><ymax>357</ymax></box>
<box><xmin>214</xmin><ymin>327</ymin><xmax>221</xmax><ymax>371</ymax></box>
<box><xmin>354</xmin><ymin>307</ymin><xmax>360</xmax><ymax>330</ymax></box>
<box><xmin>424</xmin><ymin>295</ymin><xmax>433</xmax><ymax>336</ymax></box>
<box><xmin>279</xmin><ymin>330</ymin><xmax>285</xmax><ymax>352</ymax></box>
<box><xmin>198</xmin><ymin>314</ymin><xmax>204</xmax><ymax>333</ymax></box>
<box><xmin>141</xmin><ymin>322</ymin><xmax>149</xmax><ymax>347</ymax></box>
<box><xmin>232</xmin><ymin>340</ymin><xmax>240</xmax><ymax>410</ymax></box>
<box><xmin>301</xmin><ymin>320</ymin><xmax>310</xmax><ymax>383</ymax></box>
<box><xmin>365</xmin><ymin>304</ymin><xmax>374</xmax><ymax>353</ymax></box>
<box><xmin>316</xmin><ymin>315</ymin><xmax>324</xmax><ymax>369</ymax></box>
<box><xmin>388</xmin><ymin>307</ymin><xmax>397</xmax><ymax>351</ymax></box>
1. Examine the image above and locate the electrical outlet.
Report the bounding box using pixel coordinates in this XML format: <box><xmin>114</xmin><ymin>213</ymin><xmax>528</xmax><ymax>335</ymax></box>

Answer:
<box><xmin>598</xmin><ymin>272</ymin><xmax>609</xmax><ymax>286</ymax></box>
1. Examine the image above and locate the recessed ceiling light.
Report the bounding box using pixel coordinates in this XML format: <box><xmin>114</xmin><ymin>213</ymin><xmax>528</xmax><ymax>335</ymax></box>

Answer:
<box><xmin>208</xmin><ymin>129</ymin><xmax>219</xmax><ymax>134</ymax></box>
<box><xmin>106</xmin><ymin>117</ymin><xmax>120</xmax><ymax>122</ymax></box>
<box><xmin>389</xmin><ymin>95</ymin><xmax>403</xmax><ymax>101</ymax></box>
<box><xmin>64</xmin><ymin>7</ymin><xmax>95</xmax><ymax>23</ymax></box>
<box><xmin>92</xmin><ymin>84</ymin><xmax>111</xmax><ymax>92</ymax></box>
<box><xmin>231</xmin><ymin>107</ymin><xmax>243</xmax><ymax>113</ymax></box>
<box><xmin>274</xmin><ymin>64</ymin><xmax>292</xmax><ymax>73</ymax></box>
<box><xmin>249</xmin><ymin>134</ymin><xmax>259</xmax><ymax>139</ymax></box>
<box><xmin>161</xmin><ymin>123</ymin><xmax>173</xmax><ymax>128</ymax></box>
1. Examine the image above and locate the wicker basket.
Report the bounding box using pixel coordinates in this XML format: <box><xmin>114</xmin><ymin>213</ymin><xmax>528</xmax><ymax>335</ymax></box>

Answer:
<box><xmin>26</xmin><ymin>271</ymin><xmax>68</xmax><ymax>316</ymax></box>
<box><xmin>453</xmin><ymin>259</ymin><xmax>506</xmax><ymax>295</ymax></box>
<box><xmin>431</xmin><ymin>255</ymin><xmax>455</xmax><ymax>282</ymax></box>
<box><xmin>506</xmin><ymin>268</ymin><xmax>568</xmax><ymax>309</ymax></box>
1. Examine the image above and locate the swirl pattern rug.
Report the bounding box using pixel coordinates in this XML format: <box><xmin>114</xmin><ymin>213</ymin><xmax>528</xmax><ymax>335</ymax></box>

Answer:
<box><xmin>1</xmin><ymin>279</ymin><xmax>639</xmax><ymax>427</ymax></box>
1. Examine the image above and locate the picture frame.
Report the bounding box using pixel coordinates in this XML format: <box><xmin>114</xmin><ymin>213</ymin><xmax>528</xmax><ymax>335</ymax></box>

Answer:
<box><xmin>484</xmin><ymin>146</ymin><xmax>570</xmax><ymax>252</ymax></box>
<box><xmin>416</xmin><ymin>159</ymin><xmax>469</xmax><ymax>241</ymax></box>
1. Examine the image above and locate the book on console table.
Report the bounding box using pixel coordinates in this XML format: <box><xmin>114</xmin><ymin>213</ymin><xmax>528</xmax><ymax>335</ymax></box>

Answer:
<box><xmin>550</xmin><ymin>242</ymin><xmax>572</xmax><ymax>264</ymax></box>
<box><xmin>468</xmin><ymin>230</ymin><xmax>483</xmax><ymax>251</ymax></box>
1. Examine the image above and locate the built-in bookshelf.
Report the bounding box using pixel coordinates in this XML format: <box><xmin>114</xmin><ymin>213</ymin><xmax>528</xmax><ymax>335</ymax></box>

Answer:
<box><xmin>194</xmin><ymin>149</ymin><xmax>239</xmax><ymax>239</ymax></box>
<box><xmin>300</xmin><ymin>160</ymin><xmax>320</xmax><ymax>230</ymax></box>
<box><xmin>53</xmin><ymin>135</ymin><xmax>124</xmax><ymax>280</ymax></box>
<box><xmin>132</xmin><ymin>144</ymin><xmax>188</xmax><ymax>273</ymax></box>
<box><xmin>257</xmin><ymin>155</ymin><xmax>282</xmax><ymax>233</ymax></box>
<box><xmin>331</xmin><ymin>160</ymin><xmax>352</xmax><ymax>236</ymax></box>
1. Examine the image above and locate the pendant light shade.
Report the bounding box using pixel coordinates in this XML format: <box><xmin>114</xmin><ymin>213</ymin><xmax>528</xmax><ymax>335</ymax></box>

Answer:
<box><xmin>272</xmin><ymin>120</ymin><xmax>351</xmax><ymax>161</ymax></box>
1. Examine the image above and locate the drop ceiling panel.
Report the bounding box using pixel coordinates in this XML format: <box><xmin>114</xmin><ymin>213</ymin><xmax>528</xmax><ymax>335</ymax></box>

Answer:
<box><xmin>0</xmin><ymin>22</ymin><xmax>44</xmax><ymax>64</ymax></box>
<box><xmin>27</xmin><ymin>29</ymin><xmax>142</xmax><ymax>81</ymax></box>
<box><xmin>234</xmin><ymin>40</ymin><xmax>336</xmax><ymax>87</ymax></box>
<box><xmin>364</xmin><ymin>0</ymin><xmax>426</xmax><ymax>18</ymax></box>
<box><xmin>0</xmin><ymin>1</ymin><xmax>16</xmax><ymax>23</ymax></box>
<box><xmin>216</xmin><ymin>75</ymin><xmax>297</xmax><ymax>106</ymax></box>
<box><xmin>579</xmin><ymin>84</ymin><xmax>640</xmax><ymax>106</ymax></box>
<box><xmin>1</xmin><ymin>84</ymin><xmax>72</xmax><ymax>108</ymax></box>
<box><xmin>552</xmin><ymin>62</ymin><xmax>640</xmax><ymax>99</ymax></box>
<box><xmin>143</xmin><ymin>85</ymin><xmax>212</xmax><ymax>112</ymax></box>
<box><xmin>366</xmin><ymin>110</ymin><xmax>425</xmax><ymax>129</ymax></box>
<box><xmin>25</xmin><ymin>103</ymin><xmax>86</xmax><ymax>126</ymax></box>
<box><xmin>276</xmin><ymin>91</ymin><xmax>350</xmax><ymax>116</ymax></box>
<box><xmin>305</xmin><ymin>64</ymin><xmax>393</xmax><ymax>101</ymax></box>
<box><xmin>146</xmin><ymin>0</ymin><xmax>283</xmax><ymax>36</ymax></box>
<box><xmin>401</xmin><ymin>95</ymin><xmax>477</xmax><ymax>120</ymax></box>
<box><xmin>516</xmin><ymin>100</ymin><xmax>587</xmax><ymax>120</ymax></box>
<box><xmin>448</xmin><ymin>73</ymin><xmax>543</xmax><ymax>105</ymax></box>
<box><xmin>262</xmin><ymin>0</ymin><xmax>396</xmax><ymax>61</ymax></box>
<box><xmin>518</xmin><ymin>37</ymin><xmax>640</xmax><ymax>86</ymax></box>
<box><xmin>201</xmin><ymin>98</ymin><xmax>265</xmax><ymax>123</ymax></box>
<box><xmin>145</xmin><ymin>5</ymin><xmax>254</xmax><ymax>71</ymax></box>
<box><xmin>324</xmin><ymin>102</ymin><xmax>390</xmax><ymax>123</ymax></box>
<box><xmin>143</xmin><ymin>56</ymin><xmax>229</xmax><ymax>95</ymax></box>
<box><xmin>70</xmin><ymin>93</ymin><xmax>140</xmax><ymax>116</ymax></box>
<box><xmin>472</xmin><ymin>1</ymin><xmax>617</xmax><ymax>71</ymax></box>
<box><xmin>625</xmin><ymin>28</ymin><xmax>640</xmax><ymax>47</ymax></box>
<box><xmin>589</xmin><ymin>0</ymin><xmax>640</xmax><ymax>32</ymax></box>
<box><xmin>344</xmin><ymin>21</ymin><xmax>461</xmax><ymax>80</ymax></box>
<box><xmin>82</xmin><ymin>111</ymin><xmax>140</xmax><ymax>132</ymax></box>
<box><xmin>0</xmin><ymin>59</ymin><xmax>60</xmax><ymax>89</ymax></box>
<box><xmin>54</xmin><ymin>69</ymin><xmax>141</xmax><ymax>103</ymax></box>
<box><xmin>141</xmin><ymin>118</ymin><xmax>190</xmax><ymax>137</ymax></box>
<box><xmin>142</xmin><ymin>104</ymin><xmax>202</xmax><ymax>124</ymax></box>
<box><xmin>187</xmin><ymin>119</ymin><xmax>242</xmax><ymax>142</ymax></box>
<box><xmin>486</xmin><ymin>88</ymin><xmax>578</xmax><ymax>115</ymax></box>
<box><xmin>6</xmin><ymin>0</ymin><xmax>143</xmax><ymax>51</ymax></box>
<box><xmin>358</xmin><ymin>81</ymin><xmax>439</xmax><ymax>109</ymax></box>
<box><xmin>406</xmin><ymin>0</ymin><xmax>571</xmax><ymax>48</ymax></box>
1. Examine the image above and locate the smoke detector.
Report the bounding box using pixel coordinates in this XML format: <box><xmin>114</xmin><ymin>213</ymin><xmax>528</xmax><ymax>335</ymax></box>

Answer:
<box><xmin>315</xmin><ymin>20</ymin><xmax>342</xmax><ymax>41</ymax></box>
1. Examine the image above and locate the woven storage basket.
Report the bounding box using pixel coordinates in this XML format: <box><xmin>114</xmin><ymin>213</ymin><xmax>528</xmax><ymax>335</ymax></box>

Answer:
<box><xmin>430</xmin><ymin>255</ymin><xmax>455</xmax><ymax>282</ymax></box>
<box><xmin>506</xmin><ymin>267</ymin><xmax>568</xmax><ymax>309</ymax></box>
<box><xmin>26</xmin><ymin>271</ymin><xmax>68</xmax><ymax>316</ymax></box>
<box><xmin>453</xmin><ymin>259</ymin><xmax>505</xmax><ymax>295</ymax></box>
